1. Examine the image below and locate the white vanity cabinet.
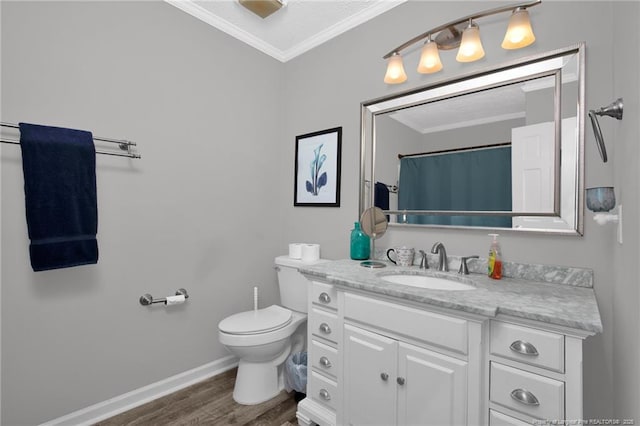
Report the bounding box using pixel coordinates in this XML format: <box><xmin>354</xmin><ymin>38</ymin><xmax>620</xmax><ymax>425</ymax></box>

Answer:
<box><xmin>298</xmin><ymin>281</ymin><xmax>341</xmax><ymax>426</ymax></box>
<box><xmin>297</xmin><ymin>272</ymin><xmax>596</xmax><ymax>426</ymax></box>
<box><xmin>488</xmin><ymin>319</ymin><xmax>590</xmax><ymax>425</ymax></box>
<box><xmin>343</xmin><ymin>324</ymin><xmax>468</xmax><ymax>426</ymax></box>
<box><xmin>297</xmin><ymin>281</ymin><xmax>485</xmax><ymax>426</ymax></box>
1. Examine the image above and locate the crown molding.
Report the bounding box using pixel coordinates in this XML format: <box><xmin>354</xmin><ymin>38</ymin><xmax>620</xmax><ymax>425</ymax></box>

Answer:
<box><xmin>279</xmin><ymin>0</ymin><xmax>406</xmax><ymax>62</ymax></box>
<box><xmin>165</xmin><ymin>0</ymin><xmax>406</xmax><ymax>63</ymax></box>
<box><xmin>165</xmin><ymin>0</ymin><xmax>287</xmax><ymax>61</ymax></box>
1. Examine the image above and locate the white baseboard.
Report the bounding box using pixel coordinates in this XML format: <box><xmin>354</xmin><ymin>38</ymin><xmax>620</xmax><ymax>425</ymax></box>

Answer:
<box><xmin>39</xmin><ymin>355</ymin><xmax>238</xmax><ymax>426</ymax></box>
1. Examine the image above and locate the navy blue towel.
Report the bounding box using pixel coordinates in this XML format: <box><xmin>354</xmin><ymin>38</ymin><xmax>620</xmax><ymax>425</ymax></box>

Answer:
<box><xmin>374</xmin><ymin>182</ymin><xmax>390</xmax><ymax>211</ymax></box>
<box><xmin>19</xmin><ymin>122</ymin><xmax>98</xmax><ymax>271</ymax></box>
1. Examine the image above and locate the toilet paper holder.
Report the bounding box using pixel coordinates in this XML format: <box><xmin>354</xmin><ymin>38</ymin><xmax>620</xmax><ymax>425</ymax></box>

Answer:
<box><xmin>139</xmin><ymin>288</ymin><xmax>189</xmax><ymax>306</ymax></box>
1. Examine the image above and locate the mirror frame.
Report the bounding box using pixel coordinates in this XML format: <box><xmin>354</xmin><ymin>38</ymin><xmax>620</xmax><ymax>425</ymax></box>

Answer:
<box><xmin>360</xmin><ymin>43</ymin><xmax>585</xmax><ymax>235</ymax></box>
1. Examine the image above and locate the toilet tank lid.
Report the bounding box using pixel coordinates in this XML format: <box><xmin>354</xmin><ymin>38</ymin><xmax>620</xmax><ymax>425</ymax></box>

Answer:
<box><xmin>275</xmin><ymin>255</ymin><xmax>329</xmax><ymax>269</ymax></box>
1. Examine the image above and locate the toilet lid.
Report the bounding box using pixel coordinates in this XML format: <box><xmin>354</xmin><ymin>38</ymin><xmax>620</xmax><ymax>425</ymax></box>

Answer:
<box><xmin>218</xmin><ymin>305</ymin><xmax>292</xmax><ymax>335</ymax></box>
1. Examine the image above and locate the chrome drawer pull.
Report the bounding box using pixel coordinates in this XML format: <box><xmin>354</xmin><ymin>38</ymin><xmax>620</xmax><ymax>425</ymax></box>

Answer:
<box><xmin>319</xmin><ymin>356</ymin><xmax>332</xmax><ymax>368</ymax></box>
<box><xmin>380</xmin><ymin>372</ymin><xmax>389</xmax><ymax>381</ymax></box>
<box><xmin>319</xmin><ymin>389</ymin><xmax>331</xmax><ymax>401</ymax></box>
<box><xmin>318</xmin><ymin>292</ymin><xmax>331</xmax><ymax>304</ymax></box>
<box><xmin>319</xmin><ymin>323</ymin><xmax>332</xmax><ymax>334</ymax></box>
<box><xmin>510</xmin><ymin>388</ymin><xmax>540</xmax><ymax>406</ymax></box>
<box><xmin>509</xmin><ymin>340</ymin><xmax>539</xmax><ymax>356</ymax></box>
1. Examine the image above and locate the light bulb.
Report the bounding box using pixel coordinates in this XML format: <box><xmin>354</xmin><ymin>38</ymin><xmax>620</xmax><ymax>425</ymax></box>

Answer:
<box><xmin>456</xmin><ymin>22</ymin><xmax>485</xmax><ymax>63</ymax></box>
<box><xmin>417</xmin><ymin>38</ymin><xmax>443</xmax><ymax>74</ymax></box>
<box><xmin>384</xmin><ymin>53</ymin><xmax>408</xmax><ymax>84</ymax></box>
<box><xmin>502</xmin><ymin>8</ymin><xmax>536</xmax><ymax>49</ymax></box>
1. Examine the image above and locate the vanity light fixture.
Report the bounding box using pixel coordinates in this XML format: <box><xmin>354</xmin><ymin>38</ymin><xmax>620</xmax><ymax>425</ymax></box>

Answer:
<box><xmin>383</xmin><ymin>0</ymin><xmax>540</xmax><ymax>84</ymax></box>
<box><xmin>456</xmin><ymin>20</ymin><xmax>485</xmax><ymax>63</ymax></box>
<box><xmin>417</xmin><ymin>35</ymin><xmax>443</xmax><ymax>74</ymax></box>
<box><xmin>502</xmin><ymin>7</ymin><xmax>537</xmax><ymax>49</ymax></box>
<box><xmin>384</xmin><ymin>52</ymin><xmax>408</xmax><ymax>84</ymax></box>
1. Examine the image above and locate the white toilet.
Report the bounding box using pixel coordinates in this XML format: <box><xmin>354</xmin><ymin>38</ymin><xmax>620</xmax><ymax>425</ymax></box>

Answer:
<box><xmin>218</xmin><ymin>255</ymin><xmax>324</xmax><ymax>405</ymax></box>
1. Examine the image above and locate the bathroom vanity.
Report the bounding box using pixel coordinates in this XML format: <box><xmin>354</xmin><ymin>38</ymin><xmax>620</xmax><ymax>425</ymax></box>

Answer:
<box><xmin>296</xmin><ymin>259</ymin><xmax>602</xmax><ymax>426</ymax></box>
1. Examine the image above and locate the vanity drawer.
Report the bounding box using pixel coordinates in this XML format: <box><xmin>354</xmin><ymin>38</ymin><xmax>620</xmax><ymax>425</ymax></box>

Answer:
<box><xmin>489</xmin><ymin>409</ymin><xmax>532</xmax><ymax>426</ymax></box>
<box><xmin>311</xmin><ymin>281</ymin><xmax>338</xmax><ymax>310</ymax></box>
<box><xmin>309</xmin><ymin>307</ymin><xmax>340</xmax><ymax>345</ymax></box>
<box><xmin>308</xmin><ymin>370</ymin><xmax>338</xmax><ymax>412</ymax></box>
<box><xmin>311</xmin><ymin>339</ymin><xmax>338</xmax><ymax>379</ymax></box>
<box><xmin>490</xmin><ymin>362</ymin><xmax>564</xmax><ymax>420</ymax></box>
<box><xmin>491</xmin><ymin>321</ymin><xmax>565</xmax><ymax>373</ymax></box>
<box><xmin>344</xmin><ymin>292</ymin><xmax>468</xmax><ymax>354</ymax></box>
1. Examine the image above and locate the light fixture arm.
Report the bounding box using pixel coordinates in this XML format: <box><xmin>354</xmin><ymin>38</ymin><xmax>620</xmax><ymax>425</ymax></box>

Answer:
<box><xmin>382</xmin><ymin>0</ymin><xmax>541</xmax><ymax>60</ymax></box>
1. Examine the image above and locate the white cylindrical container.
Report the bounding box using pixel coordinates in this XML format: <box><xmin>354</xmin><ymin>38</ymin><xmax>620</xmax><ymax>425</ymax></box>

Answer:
<box><xmin>301</xmin><ymin>244</ymin><xmax>320</xmax><ymax>262</ymax></box>
<box><xmin>288</xmin><ymin>243</ymin><xmax>303</xmax><ymax>259</ymax></box>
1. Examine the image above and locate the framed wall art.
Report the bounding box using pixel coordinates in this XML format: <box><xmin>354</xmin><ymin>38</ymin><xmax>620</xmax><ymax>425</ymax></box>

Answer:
<box><xmin>294</xmin><ymin>127</ymin><xmax>342</xmax><ymax>207</ymax></box>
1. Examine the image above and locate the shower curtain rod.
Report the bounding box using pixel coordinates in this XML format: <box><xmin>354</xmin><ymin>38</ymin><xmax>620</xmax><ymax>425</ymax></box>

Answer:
<box><xmin>0</xmin><ymin>122</ymin><xmax>141</xmax><ymax>159</ymax></box>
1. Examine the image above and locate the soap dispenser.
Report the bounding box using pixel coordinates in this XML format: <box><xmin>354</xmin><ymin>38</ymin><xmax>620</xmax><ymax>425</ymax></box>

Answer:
<box><xmin>487</xmin><ymin>233</ymin><xmax>502</xmax><ymax>280</ymax></box>
<box><xmin>350</xmin><ymin>222</ymin><xmax>370</xmax><ymax>260</ymax></box>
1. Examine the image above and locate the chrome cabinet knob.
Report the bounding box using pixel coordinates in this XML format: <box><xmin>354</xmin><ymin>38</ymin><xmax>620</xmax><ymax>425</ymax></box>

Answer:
<box><xmin>318</xmin><ymin>292</ymin><xmax>331</xmax><ymax>304</ymax></box>
<box><xmin>509</xmin><ymin>340</ymin><xmax>539</xmax><ymax>356</ymax></box>
<box><xmin>319</xmin><ymin>356</ymin><xmax>332</xmax><ymax>368</ymax></box>
<box><xmin>397</xmin><ymin>377</ymin><xmax>406</xmax><ymax>385</ymax></box>
<box><xmin>319</xmin><ymin>323</ymin><xmax>331</xmax><ymax>334</ymax></box>
<box><xmin>510</xmin><ymin>388</ymin><xmax>540</xmax><ymax>406</ymax></box>
<box><xmin>319</xmin><ymin>389</ymin><xmax>331</xmax><ymax>401</ymax></box>
<box><xmin>380</xmin><ymin>372</ymin><xmax>389</xmax><ymax>381</ymax></box>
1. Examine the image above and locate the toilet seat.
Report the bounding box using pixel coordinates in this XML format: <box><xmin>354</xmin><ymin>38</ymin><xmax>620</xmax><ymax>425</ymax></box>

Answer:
<box><xmin>219</xmin><ymin>305</ymin><xmax>292</xmax><ymax>335</ymax></box>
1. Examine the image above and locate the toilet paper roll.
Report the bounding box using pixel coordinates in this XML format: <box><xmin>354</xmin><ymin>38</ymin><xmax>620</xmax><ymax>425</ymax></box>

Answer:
<box><xmin>165</xmin><ymin>294</ymin><xmax>186</xmax><ymax>306</ymax></box>
<box><xmin>301</xmin><ymin>243</ymin><xmax>320</xmax><ymax>263</ymax></box>
<box><xmin>289</xmin><ymin>243</ymin><xmax>303</xmax><ymax>259</ymax></box>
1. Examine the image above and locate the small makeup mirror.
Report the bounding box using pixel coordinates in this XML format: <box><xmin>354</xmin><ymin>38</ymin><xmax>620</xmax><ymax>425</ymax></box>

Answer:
<box><xmin>359</xmin><ymin>206</ymin><xmax>388</xmax><ymax>268</ymax></box>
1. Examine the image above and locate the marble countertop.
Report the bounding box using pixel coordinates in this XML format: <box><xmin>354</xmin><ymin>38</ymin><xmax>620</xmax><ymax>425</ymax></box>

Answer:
<box><xmin>299</xmin><ymin>259</ymin><xmax>603</xmax><ymax>334</ymax></box>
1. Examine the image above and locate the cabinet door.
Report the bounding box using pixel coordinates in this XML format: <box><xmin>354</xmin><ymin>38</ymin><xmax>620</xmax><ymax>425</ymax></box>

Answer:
<box><xmin>343</xmin><ymin>324</ymin><xmax>397</xmax><ymax>426</ymax></box>
<box><xmin>397</xmin><ymin>341</ymin><xmax>468</xmax><ymax>426</ymax></box>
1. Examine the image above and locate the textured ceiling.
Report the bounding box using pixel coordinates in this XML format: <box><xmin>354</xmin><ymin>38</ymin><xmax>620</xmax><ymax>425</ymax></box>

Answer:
<box><xmin>165</xmin><ymin>0</ymin><xmax>406</xmax><ymax>62</ymax></box>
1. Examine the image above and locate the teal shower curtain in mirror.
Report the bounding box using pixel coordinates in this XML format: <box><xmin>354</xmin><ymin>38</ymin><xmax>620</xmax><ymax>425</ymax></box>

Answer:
<box><xmin>398</xmin><ymin>147</ymin><xmax>512</xmax><ymax>227</ymax></box>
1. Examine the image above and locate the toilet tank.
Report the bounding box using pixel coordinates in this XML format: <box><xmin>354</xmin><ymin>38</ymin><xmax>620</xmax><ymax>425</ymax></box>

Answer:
<box><xmin>275</xmin><ymin>255</ymin><xmax>326</xmax><ymax>313</ymax></box>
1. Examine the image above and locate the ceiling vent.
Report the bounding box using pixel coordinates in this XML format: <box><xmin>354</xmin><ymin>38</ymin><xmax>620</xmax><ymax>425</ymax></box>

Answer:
<box><xmin>239</xmin><ymin>0</ymin><xmax>285</xmax><ymax>19</ymax></box>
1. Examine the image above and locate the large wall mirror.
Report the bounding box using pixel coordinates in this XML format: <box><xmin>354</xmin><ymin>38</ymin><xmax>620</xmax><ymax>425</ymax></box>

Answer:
<box><xmin>360</xmin><ymin>44</ymin><xmax>585</xmax><ymax>235</ymax></box>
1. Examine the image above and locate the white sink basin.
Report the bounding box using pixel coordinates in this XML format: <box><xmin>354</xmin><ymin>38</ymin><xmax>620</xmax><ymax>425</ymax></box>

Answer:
<box><xmin>381</xmin><ymin>274</ymin><xmax>476</xmax><ymax>291</ymax></box>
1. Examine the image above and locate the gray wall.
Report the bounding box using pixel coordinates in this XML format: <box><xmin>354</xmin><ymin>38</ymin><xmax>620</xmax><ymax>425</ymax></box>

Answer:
<box><xmin>612</xmin><ymin>1</ymin><xmax>640</xmax><ymax>418</ymax></box>
<box><xmin>1</xmin><ymin>2</ymin><xmax>284</xmax><ymax>424</ymax></box>
<box><xmin>280</xmin><ymin>1</ymin><xmax>637</xmax><ymax>420</ymax></box>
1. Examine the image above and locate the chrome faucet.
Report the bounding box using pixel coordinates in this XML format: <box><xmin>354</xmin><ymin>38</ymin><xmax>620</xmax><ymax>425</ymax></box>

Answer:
<box><xmin>431</xmin><ymin>242</ymin><xmax>448</xmax><ymax>272</ymax></box>
<box><xmin>458</xmin><ymin>255</ymin><xmax>479</xmax><ymax>275</ymax></box>
<box><xmin>418</xmin><ymin>250</ymin><xmax>429</xmax><ymax>269</ymax></box>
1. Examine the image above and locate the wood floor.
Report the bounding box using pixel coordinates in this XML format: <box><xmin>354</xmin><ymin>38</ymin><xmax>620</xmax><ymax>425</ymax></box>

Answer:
<box><xmin>94</xmin><ymin>368</ymin><xmax>300</xmax><ymax>426</ymax></box>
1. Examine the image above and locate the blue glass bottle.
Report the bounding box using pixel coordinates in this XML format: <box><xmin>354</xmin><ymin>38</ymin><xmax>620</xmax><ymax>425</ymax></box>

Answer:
<box><xmin>350</xmin><ymin>222</ymin><xmax>370</xmax><ymax>260</ymax></box>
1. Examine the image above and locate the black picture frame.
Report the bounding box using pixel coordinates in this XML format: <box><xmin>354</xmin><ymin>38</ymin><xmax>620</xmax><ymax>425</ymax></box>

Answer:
<box><xmin>294</xmin><ymin>127</ymin><xmax>342</xmax><ymax>207</ymax></box>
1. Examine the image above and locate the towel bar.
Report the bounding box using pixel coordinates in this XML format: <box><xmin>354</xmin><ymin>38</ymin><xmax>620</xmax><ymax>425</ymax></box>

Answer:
<box><xmin>0</xmin><ymin>122</ymin><xmax>141</xmax><ymax>159</ymax></box>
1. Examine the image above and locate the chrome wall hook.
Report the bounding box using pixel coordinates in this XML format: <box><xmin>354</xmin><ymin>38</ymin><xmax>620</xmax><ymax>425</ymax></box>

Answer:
<box><xmin>589</xmin><ymin>97</ymin><xmax>623</xmax><ymax>163</ymax></box>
